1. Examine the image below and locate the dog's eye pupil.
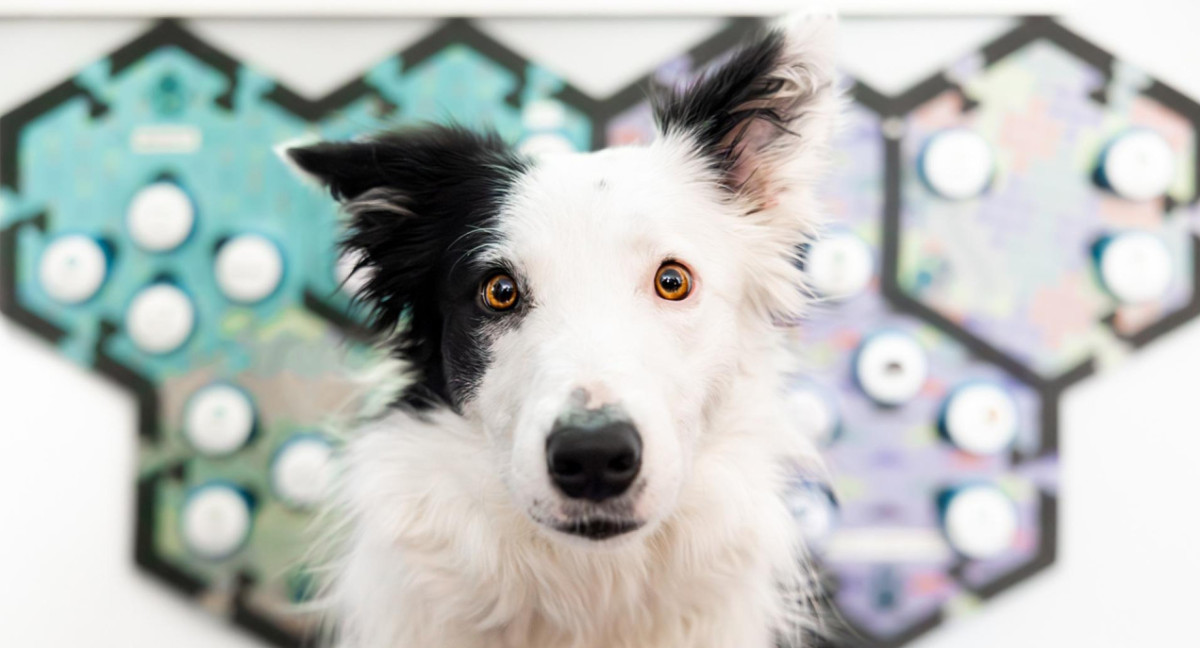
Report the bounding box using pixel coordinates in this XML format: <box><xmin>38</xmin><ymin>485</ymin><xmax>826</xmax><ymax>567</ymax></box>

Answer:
<box><xmin>655</xmin><ymin>262</ymin><xmax>692</xmax><ymax>301</ymax></box>
<box><xmin>483</xmin><ymin>273</ymin><xmax>519</xmax><ymax>311</ymax></box>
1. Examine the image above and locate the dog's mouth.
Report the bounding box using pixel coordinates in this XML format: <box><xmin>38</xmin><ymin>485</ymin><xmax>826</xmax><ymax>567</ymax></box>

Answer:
<box><xmin>553</xmin><ymin>518</ymin><xmax>643</xmax><ymax>541</ymax></box>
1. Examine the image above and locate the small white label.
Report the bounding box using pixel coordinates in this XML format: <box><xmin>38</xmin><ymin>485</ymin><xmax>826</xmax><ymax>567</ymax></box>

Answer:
<box><xmin>130</xmin><ymin>125</ymin><xmax>203</xmax><ymax>154</ymax></box>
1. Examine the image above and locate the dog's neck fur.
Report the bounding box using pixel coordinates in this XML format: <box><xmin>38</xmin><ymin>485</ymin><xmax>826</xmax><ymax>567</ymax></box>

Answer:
<box><xmin>329</xmin><ymin>317</ymin><xmax>816</xmax><ymax>648</ymax></box>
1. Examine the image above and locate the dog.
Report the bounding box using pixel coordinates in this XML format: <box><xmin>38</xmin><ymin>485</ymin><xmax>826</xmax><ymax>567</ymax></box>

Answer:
<box><xmin>287</xmin><ymin>11</ymin><xmax>840</xmax><ymax>648</ymax></box>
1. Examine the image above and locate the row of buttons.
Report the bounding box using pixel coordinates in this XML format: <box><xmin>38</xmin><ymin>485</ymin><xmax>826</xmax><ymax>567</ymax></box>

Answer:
<box><xmin>39</xmin><ymin>229</ymin><xmax>285</xmax><ymax>306</ymax></box>
<box><xmin>790</xmin><ymin>482</ymin><xmax>1020</xmax><ymax>561</ymax></box>
<box><xmin>920</xmin><ymin>128</ymin><xmax>1177</xmax><ymax>202</ymax></box>
<box><xmin>178</xmin><ymin>431</ymin><xmax>334</xmax><ymax>561</ymax></box>
<box><xmin>805</xmin><ymin>227</ymin><xmax>1175</xmax><ymax>306</ymax></box>
<box><xmin>793</xmin><ymin>332</ymin><xmax>1019</xmax><ymax>455</ymax></box>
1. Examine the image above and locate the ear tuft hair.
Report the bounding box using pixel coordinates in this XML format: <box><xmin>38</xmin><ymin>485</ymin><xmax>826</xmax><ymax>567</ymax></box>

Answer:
<box><xmin>652</xmin><ymin>12</ymin><xmax>839</xmax><ymax>207</ymax></box>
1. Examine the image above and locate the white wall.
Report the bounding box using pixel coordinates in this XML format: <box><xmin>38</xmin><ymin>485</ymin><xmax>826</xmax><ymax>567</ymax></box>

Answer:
<box><xmin>1</xmin><ymin>2</ymin><xmax>1198</xmax><ymax>646</ymax></box>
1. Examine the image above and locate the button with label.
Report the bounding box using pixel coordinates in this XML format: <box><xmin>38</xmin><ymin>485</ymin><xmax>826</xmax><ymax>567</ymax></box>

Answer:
<box><xmin>806</xmin><ymin>231</ymin><xmax>874</xmax><ymax>300</ymax></box>
<box><xmin>181</xmin><ymin>483</ymin><xmax>253</xmax><ymax>561</ymax></box>
<box><xmin>1097</xmin><ymin>232</ymin><xmax>1173</xmax><ymax>304</ymax></box>
<box><xmin>215</xmin><ymin>234</ymin><xmax>284</xmax><ymax>303</ymax></box>
<box><xmin>786</xmin><ymin>482</ymin><xmax>838</xmax><ymax>547</ymax></box>
<box><xmin>855</xmin><ymin>331</ymin><xmax>929</xmax><ymax>406</ymax></box>
<box><xmin>941</xmin><ymin>484</ymin><xmax>1019</xmax><ymax>560</ymax></box>
<box><xmin>789</xmin><ymin>387</ymin><xmax>839</xmax><ymax>447</ymax></box>
<box><xmin>184</xmin><ymin>384</ymin><xmax>256</xmax><ymax>456</ymax></box>
<box><xmin>941</xmin><ymin>382</ymin><xmax>1019</xmax><ymax>455</ymax></box>
<box><xmin>38</xmin><ymin>235</ymin><xmax>108</xmax><ymax>304</ymax></box>
<box><xmin>126</xmin><ymin>284</ymin><xmax>195</xmax><ymax>354</ymax></box>
<box><xmin>127</xmin><ymin>182</ymin><xmax>195</xmax><ymax>252</ymax></box>
<box><xmin>1100</xmin><ymin>130</ymin><xmax>1175</xmax><ymax>201</ymax></box>
<box><xmin>271</xmin><ymin>436</ymin><xmax>334</xmax><ymax>509</ymax></box>
<box><xmin>920</xmin><ymin>129</ymin><xmax>994</xmax><ymax>200</ymax></box>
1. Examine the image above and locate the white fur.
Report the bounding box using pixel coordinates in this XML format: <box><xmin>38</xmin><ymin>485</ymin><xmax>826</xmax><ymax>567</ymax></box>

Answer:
<box><xmin>320</xmin><ymin>12</ymin><xmax>840</xmax><ymax>648</ymax></box>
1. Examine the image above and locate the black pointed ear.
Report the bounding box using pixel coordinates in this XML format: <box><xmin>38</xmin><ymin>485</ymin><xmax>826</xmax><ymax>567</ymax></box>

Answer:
<box><xmin>284</xmin><ymin>128</ymin><xmax>529</xmax><ymax>404</ymax></box>
<box><xmin>286</xmin><ymin>140</ymin><xmax>398</xmax><ymax>202</ymax></box>
<box><xmin>653</xmin><ymin>12</ymin><xmax>839</xmax><ymax>209</ymax></box>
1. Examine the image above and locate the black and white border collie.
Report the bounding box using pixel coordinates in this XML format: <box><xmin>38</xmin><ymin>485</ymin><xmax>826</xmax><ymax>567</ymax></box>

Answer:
<box><xmin>287</xmin><ymin>11</ymin><xmax>839</xmax><ymax>648</ymax></box>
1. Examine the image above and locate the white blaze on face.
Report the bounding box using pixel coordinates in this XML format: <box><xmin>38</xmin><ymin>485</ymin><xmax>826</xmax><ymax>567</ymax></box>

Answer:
<box><xmin>466</xmin><ymin>144</ymin><xmax>753</xmax><ymax>529</ymax></box>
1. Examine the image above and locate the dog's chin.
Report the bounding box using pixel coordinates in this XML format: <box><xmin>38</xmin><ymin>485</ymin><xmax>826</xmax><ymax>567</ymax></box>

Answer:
<box><xmin>552</xmin><ymin>518</ymin><xmax>644</xmax><ymax>542</ymax></box>
<box><xmin>530</xmin><ymin>513</ymin><xmax>647</xmax><ymax>545</ymax></box>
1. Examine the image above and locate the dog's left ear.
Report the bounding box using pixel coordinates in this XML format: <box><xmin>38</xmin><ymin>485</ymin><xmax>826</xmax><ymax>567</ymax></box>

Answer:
<box><xmin>653</xmin><ymin>11</ymin><xmax>839</xmax><ymax>214</ymax></box>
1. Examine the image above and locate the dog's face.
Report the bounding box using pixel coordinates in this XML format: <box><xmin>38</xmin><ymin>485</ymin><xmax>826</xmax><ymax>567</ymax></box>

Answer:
<box><xmin>290</xmin><ymin>16</ymin><xmax>837</xmax><ymax>544</ymax></box>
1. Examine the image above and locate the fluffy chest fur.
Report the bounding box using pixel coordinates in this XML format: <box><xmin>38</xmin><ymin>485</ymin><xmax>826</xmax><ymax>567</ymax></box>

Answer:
<box><xmin>334</xmin><ymin>350</ymin><xmax>812</xmax><ymax>648</ymax></box>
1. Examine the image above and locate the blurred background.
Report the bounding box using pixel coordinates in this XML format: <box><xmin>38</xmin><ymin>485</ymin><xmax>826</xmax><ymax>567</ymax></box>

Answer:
<box><xmin>1</xmin><ymin>1</ymin><xmax>1198</xmax><ymax>647</ymax></box>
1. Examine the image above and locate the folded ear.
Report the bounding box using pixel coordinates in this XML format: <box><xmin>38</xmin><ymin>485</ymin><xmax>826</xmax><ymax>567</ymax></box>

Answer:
<box><xmin>286</xmin><ymin>127</ymin><xmax>528</xmax><ymax>402</ymax></box>
<box><xmin>653</xmin><ymin>11</ymin><xmax>839</xmax><ymax>214</ymax></box>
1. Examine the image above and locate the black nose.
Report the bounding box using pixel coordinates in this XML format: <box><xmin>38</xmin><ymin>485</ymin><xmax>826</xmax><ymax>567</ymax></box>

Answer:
<box><xmin>546</xmin><ymin>421</ymin><xmax>642</xmax><ymax>502</ymax></box>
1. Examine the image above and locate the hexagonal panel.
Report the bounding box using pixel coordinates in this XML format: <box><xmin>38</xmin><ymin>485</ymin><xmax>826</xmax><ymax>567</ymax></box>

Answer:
<box><xmin>0</xmin><ymin>18</ymin><xmax>597</xmax><ymax>647</ymax></box>
<box><xmin>886</xmin><ymin>17</ymin><xmax>1200</xmax><ymax>385</ymax></box>
<box><xmin>789</xmin><ymin>80</ymin><xmax>1060</xmax><ymax>648</ymax></box>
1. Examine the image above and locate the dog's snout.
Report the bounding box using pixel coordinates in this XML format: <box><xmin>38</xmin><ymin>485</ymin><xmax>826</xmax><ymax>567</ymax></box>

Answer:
<box><xmin>546</xmin><ymin>421</ymin><xmax>642</xmax><ymax>502</ymax></box>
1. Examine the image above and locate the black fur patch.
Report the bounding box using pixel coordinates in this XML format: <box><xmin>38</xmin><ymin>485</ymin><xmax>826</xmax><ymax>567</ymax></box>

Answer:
<box><xmin>651</xmin><ymin>28</ymin><xmax>786</xmax><ymax>184</ymax></box>
<box><xmin>289</xmin><ymin>126</ymin><xmax>530</xmax><ymax>410</ymax></box>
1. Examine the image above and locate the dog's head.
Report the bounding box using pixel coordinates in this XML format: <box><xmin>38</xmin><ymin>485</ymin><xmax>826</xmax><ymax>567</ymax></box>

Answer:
<box><xmin>289</xmin><ymin>16</ymin><xmax>837</xmax><ymax>544</ymax></box>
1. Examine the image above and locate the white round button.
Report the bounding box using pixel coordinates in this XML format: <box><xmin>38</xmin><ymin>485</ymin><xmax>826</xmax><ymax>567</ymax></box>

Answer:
<box><xmin>1102</xmin><ymin>130</ymin><xmax>1175</xmax><ymax>201</ymax></box>
<box><xmin>1098</xmin><ymin>232</ymin><xmax>1173</xmax><ymax>304</ymax></box>
<box><xmin>855</xmin><ymin>331</ymin><xmax>929</xmax><ymax>406</ymax></box>
<box><xmin>184</xmin><ymin>384</ymin><xmax>256</xmax><ymax>456</ymax></box>
<box><xmin>127</xmin><ymin>183</ymin><xmax>195</xmax><ymax>252</ymax></box>
<box><xmin>126</xmin><ymin>284</ymin><xmax>195</xmax><ymax>354</ymax></box>
<box><xmin>518</xmin><ymin>133</ymin><xmax>576</xmax><ymax>158</ymax></box>
<box><xmin>806</xmin><ymin>231</ymin><xmax>874</xmax><ymax>300</ymax></box>
<box><xmin>38</xmin><ymin>235</ymin><xmax>108</xmax><ymax>304</ymax></box>
<box><xmin>271</xmin><ymin>436</ymin><xmax>334</xmax><ymax>509</ymax></box>
<box><xmin>786</xmin><ymin>484</ymin><xmax>838</xmax><ymax>547</ymax></box>
<box><xmin>920</xmin><ymin>129</ymin><xmax>994</xmax><ymax>200</ymax></box>
<box><xmin>942</xmin><ymin>485</ymin><xmax>1019</xmax><ymax>560</ymax></box>
<box><xmin>523</xmin><ymin>99</ymin><xmax>567</xmax><ymax>131</ymax></box>
<box><xmin>181</xmin><ymin>484</ymin><xmax>252</xmax><ymax>560</ymax></box>
<box><xmin>789</xmin><ymin>387</ymin><xmax>839</xmax><ymax>446</ymax></box>
<box><xmin>215</xmin><ymin>234</ymin><xmax>284</xmax><ymax>303</ymax></box>
<box><xmin>335</xmin><ymin>249</ymin><xmax>372</xmax><ymax>296</ymax></box>
<box><xmin>942</xmin><ymin>383</ymin><xmax>1019</xmax><ymax>455</ymax></box>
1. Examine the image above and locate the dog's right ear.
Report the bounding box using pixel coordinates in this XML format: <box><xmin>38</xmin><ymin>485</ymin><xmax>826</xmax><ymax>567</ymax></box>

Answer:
<box><xmin>286</xmin><ymin>128</ymin><xmax>528</xmax><ymax>383</ymax></box>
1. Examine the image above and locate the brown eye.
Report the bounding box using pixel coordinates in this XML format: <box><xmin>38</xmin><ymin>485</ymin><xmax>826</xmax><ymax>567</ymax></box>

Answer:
<box><xmin>482</xmin><ymin>273</ymin><xmax>519</xmax><ymax>311</ymax></box>
<box><xmin>655</xmin><ymin>262</ymin><xmax>692</xmax><ymax>301</ymax></box>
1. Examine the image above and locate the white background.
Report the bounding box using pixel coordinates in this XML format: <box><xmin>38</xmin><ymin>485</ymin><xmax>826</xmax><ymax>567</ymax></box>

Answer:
<box><xmin>1</xmin><ymin>1</ymin><xmax>1198</xmax><ymax>647</ymax></box>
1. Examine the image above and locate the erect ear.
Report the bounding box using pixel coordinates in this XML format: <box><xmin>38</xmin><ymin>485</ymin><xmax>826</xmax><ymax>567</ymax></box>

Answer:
<box><xmin>286</xmin><ymin>127</ymin><xmax>528</xmax><ymax>396</ymax></box>
<box><xmin>652</xmin><ymin>11</ymin><xmax>839</xmax><ymax>213</ymax></box>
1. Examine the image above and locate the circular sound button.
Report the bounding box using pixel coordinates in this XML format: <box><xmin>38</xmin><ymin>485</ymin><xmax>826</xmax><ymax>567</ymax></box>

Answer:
<box><xmin>38</xmin><ymin>235</ymin><xmax>108</xmax><ymax>304</ymax></box>
<box><xmin>215</xmin><ymin>234</ymin><xmax>284</xmax><ymax>304</ymax></box>
<box><xmin>127</xmin><ymin>182</ymin><xmax>195</xmax><ymax>252</ymax></box>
